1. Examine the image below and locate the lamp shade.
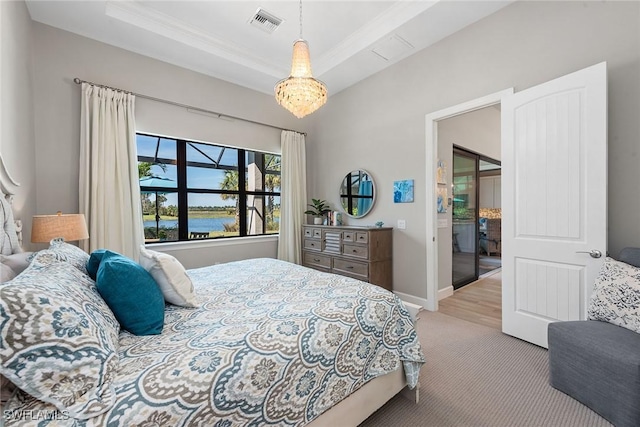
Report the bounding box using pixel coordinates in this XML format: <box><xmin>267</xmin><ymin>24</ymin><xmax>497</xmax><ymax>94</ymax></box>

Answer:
<box><xmin>31</xmin><ymin>212</ymin><xmax>89</xmax><ymax>243</ymax></box>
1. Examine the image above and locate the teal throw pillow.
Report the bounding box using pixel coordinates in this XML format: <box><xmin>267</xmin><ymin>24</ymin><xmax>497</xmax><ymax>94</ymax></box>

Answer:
<box><xmin>86</xmin><ymin>249</ymin><xmax>107</xmax><ymax>280</ymax></box>
<box><xmin>96</xmin><ymin>250</ymin><xmax>165</xmax><ymax>335</ymax></box>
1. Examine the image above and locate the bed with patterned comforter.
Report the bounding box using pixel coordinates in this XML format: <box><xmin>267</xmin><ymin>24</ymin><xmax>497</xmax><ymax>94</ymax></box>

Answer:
<box><xmin>2</xmin><ymin>257</ymin><xmax>424</xmax><ymax>426</ymax></box>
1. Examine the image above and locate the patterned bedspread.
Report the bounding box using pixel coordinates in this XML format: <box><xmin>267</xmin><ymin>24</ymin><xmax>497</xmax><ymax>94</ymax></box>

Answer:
<box><xmin>5</xmin><ymin>258</ymin><xmax>424</xmax><ymax>426</ymax></box>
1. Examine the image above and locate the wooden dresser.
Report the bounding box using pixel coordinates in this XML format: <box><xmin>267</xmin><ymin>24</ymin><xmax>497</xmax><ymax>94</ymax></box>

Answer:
<box><xmin>302</xmin><ymin>225</ymin><xmax>393</xmax><ymax>291</ymax></box>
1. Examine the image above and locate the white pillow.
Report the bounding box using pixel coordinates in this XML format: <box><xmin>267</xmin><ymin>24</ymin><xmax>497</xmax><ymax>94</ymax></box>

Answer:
<box><xmin>587</xmin><ymin>257</ymin><xmax>640</xmax><ymax>334</ymax></box>
<box><xmin>1</xmin><ymin>262</ymin><xmax>16</xmax><ymax>282</ymax></box>
<box><xmin>0</xmin><ymin>251</ymin><xmax>33</xmax><ymax>276</ymax></box>
<box><xmin>139</xmin><ymin>246</ymin><xmax>197</xmax><ymax>307</ymax></box>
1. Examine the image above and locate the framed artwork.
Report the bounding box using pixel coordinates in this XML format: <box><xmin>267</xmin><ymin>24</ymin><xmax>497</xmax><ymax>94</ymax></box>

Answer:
<box><xmin>393</xmin><ymin>180</ymin><xmax>414</xmax><ymax>203</ymax></box>
<box><xmin>437</xmin><ymin>187</ymin><xmax>448</xmax><ymax>213</ymax></box>
<box><xmin>436</xmin><ymin>159</ymin><xmax>447</xmax><ymax>184</ymax></box>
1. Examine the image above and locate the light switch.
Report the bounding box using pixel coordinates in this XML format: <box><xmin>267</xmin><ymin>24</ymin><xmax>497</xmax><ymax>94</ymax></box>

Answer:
<box><xmin>397</xmin><ymin>220</ymin><xmax>406</xmax><ymax>229</ymax></box>
<box><xmin>438</xmin><ymin>218</ymin><xmax>448</xmax><ymax>228</ymax></box>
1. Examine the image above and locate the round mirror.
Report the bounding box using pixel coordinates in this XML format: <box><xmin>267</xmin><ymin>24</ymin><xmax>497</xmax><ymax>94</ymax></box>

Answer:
<box><xmin>339</xmin><ymin>169</ymin><xmax>375</xmax><ymax>218</ymax></box>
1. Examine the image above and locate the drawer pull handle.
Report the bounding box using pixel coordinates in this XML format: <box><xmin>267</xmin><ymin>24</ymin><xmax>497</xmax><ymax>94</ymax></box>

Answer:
<box><xmin>313</xmin><ymin>258</ymin><xmax>321</xmax><ymax>262</ymax></box>
<box><xmin>352</xmin><ymin>249</ymin><xmax>357</xmax><ymax>253</ymax></box>
<box><xmin>310</xmin><ymin>243</ymin><xmax>315</xmax><ymax>247</ymax></box>
<box><xmin>346</xmin><ymin>266</ymin><xmax>354</xmax><ymax>269</ymax></box>
<box><xmin>359</xmin><ymin>236</ymin><xmax>364</xmax><ymax>239</ymax></box>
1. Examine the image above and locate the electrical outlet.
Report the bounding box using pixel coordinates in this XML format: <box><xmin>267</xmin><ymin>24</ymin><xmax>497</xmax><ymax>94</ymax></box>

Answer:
<box><xmin>397</xmin><ymin>220</ymin><xmax>406</xmax><ymax>229</ymax></box>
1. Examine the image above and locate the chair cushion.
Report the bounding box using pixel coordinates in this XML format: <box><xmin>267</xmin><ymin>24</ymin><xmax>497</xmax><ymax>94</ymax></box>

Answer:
<box><xmin>0</xmin><ymin>251</ymin><xmax>120</xmax><ymax>419</ymax></box>
<box><xmin>587</xmin><ymin>257</ymin><xmax>640</xmax><ymax>334</ymax></box>
<box><xmin>139</xmin><ymin>246</ymin><xmax>197</xmax><ymax>307</ymax></box>
<box><xmin>619</xmin><ymin>247</ymin><xmax>640</xmax><ymax>268</ymax></box>
<box><xmin>95</xmin><ymin>250</ymin><xmax>165</xmax><ymax>335</ymax></box>
<box><xmin>548</xmin><ymin>320</ymin><xmax>640</xmax><ymax>427</ymax></box>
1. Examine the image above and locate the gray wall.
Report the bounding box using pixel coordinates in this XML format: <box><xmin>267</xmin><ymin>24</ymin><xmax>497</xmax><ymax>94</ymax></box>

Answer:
<box><xmin>28</xmin><ymin>21</ymin><xmax>309</xmax><ymax>262</ymax></box>
<box><xmin>1</xmin><ymin>0</ymin><xmax>36</xmax><ymax>250</ymax></box>
<box><xmin>306</xmin><ymin>0</ymin><xmax>640</xmax><ymax>299</ymax></box>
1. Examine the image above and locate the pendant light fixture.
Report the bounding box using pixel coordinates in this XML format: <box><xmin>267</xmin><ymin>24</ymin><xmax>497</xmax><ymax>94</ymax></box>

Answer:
<box><xmin>274</xmin><ymin>0</ymin><xmax>327</xmax><ymax>118</ymax></box>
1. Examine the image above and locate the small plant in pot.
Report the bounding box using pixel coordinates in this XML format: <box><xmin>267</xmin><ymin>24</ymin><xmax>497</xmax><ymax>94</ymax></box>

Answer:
<box><xmin>305</xmin><ymin>199</ymin><xmax>331</xmax><ymax>225</ymax></box>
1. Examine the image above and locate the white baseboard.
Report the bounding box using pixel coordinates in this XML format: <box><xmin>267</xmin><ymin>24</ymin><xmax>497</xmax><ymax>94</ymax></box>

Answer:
<box><xmin>393</xmin><ymin>291</ymin><xmax>428</xmax><ymax>310</ymax></box>
<box><xmin>438</xmin><ymin>286</ymin><xmax>454</xmax><ymax>300</ymax></box>
<box><xmin>394</xmin><ymin>288</ymin><xmax>453</xmax><ymax>315</ymax></box>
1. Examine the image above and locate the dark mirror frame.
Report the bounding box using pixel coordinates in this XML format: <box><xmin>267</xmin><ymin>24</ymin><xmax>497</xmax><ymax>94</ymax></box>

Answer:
<box><xmin>339</xmin><ymin>169</ymin><xmax>375</xmax><ymax>218</ymax></box>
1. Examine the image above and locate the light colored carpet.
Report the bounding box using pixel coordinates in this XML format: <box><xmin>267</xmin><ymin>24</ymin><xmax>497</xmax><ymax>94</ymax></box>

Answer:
<box><xmin>360</xmin><ymin>311</ymin><xmax>611</xmax><ymax>427</ymax></box>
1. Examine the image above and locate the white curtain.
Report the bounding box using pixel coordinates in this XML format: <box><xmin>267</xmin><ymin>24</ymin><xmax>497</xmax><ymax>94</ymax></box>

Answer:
<box><xmin>79</xmin><ymin>83</ymin><xmax>144</xmax><ymax>260</ymax></box>
<box><xmin>277</xmin><ymin>131</ymin><xmax>307</xmax><ymax>264</ymax></box>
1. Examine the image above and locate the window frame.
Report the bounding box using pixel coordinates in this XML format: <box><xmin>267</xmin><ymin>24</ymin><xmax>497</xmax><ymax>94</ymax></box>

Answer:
<box><xmin>137</xmin><ymin>133</ymin><xmax>281</xmax><ymax>243</ymax></box>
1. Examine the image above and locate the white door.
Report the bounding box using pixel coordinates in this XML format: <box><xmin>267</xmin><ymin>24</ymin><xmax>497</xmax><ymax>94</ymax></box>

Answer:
<box><xmin>501</xmin><ymin>62</ymin><xmax>607</xmax><ymax>348</ymax></box>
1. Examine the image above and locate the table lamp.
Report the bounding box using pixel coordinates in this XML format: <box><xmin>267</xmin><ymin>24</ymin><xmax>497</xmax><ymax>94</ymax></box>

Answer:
<box><xmin>31</xmin><ymin>211</ymin><xmax>89</xmax><ymax>243</ymax></box>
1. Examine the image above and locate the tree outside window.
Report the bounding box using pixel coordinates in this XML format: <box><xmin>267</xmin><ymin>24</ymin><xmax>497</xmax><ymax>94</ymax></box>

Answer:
<box><xmin>137</xmin><ymin>134</ymin><xmax>280</xmax><ymax>243</ymax></box>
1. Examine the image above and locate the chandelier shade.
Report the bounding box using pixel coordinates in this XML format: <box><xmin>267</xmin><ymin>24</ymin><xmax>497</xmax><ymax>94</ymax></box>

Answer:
<box><xmin>275</xmin><ymin>40</ymin><xmax>327</xmax><ymax>118</ymax></box>
<box><xmin>274</xmin><ymin>1</ymin><xmax>327</xmax><ymax>119</ymax></box>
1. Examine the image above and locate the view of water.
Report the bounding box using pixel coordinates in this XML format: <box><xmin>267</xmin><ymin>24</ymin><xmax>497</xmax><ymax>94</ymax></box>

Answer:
<box><xmin>144</xmin><ymin>217</ymin><xmax>234</xmax><ymax>232</ymax></box>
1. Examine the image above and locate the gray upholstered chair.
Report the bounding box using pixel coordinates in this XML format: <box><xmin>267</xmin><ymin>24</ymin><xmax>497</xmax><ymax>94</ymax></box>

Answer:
<box><xmin>547</xmin><ymin>247</ymin><xmax>640</xmax><ymax>427</ymax></box>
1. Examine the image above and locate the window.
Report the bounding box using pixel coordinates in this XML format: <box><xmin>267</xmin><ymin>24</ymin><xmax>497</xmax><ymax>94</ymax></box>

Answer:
<box><xmin>137</xmin><ymin>133</ymin><xmax>281</xmax><ymax>243</ymax></box>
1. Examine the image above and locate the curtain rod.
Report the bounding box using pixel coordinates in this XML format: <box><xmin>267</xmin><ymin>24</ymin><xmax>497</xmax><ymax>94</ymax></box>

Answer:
<box><xmin>72</xmin><ymin>77</ymin><xmax>306</xmax><ymax>136</ymax></box>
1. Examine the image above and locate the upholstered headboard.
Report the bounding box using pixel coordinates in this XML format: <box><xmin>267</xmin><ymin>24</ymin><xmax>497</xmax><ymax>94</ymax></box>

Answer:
<box><xmin>0</xmin><ymin>154</ymin><xmax>23</xmax><ymax>254</ymax></box>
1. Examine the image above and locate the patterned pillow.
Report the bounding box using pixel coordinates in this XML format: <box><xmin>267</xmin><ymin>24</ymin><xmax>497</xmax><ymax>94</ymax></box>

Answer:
<box><xmin>0</xmin><ymin>252</ymin><xmax>120</xmax><ymax>418</ymax></box>
<box><xmin>587</xmin><ymin>257</ymin><xmax>640</xmax><ymax>334</ymax></box>
<box><xmin>48</xmin><ymin>238</ymin><xmax>90</xmax><ymax>274</ymax></box>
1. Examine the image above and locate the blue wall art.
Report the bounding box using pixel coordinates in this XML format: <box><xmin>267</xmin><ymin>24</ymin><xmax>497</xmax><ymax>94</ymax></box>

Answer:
<box><xmin>393</xmin><ymin>179</ymin><xmax>414</xmax><ymax>203</ymax></box>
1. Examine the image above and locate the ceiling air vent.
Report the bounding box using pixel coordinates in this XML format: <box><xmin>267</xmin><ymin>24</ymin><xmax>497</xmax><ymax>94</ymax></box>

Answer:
<box><xmin>249</xmin><ymin>8</ymin><xmax>283</xmax><ymax>34</ymax></box>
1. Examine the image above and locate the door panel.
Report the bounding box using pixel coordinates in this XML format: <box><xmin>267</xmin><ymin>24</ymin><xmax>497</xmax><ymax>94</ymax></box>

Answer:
<box><xmin>502</xmin><ymin>62</ymin><xmax>607</xmax><ymax>348</ymax></box>
<box><xmin>515</xmin><ymin>90</ymin><xmax>583</xmax><ymax>239</ymax></box>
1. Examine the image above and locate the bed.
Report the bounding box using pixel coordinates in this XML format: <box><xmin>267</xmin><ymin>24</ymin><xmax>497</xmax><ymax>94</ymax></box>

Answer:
<box><xmin>0</xmin><ymin>155</ymin><xmax>424</xmax><ymax>426</ymax></box>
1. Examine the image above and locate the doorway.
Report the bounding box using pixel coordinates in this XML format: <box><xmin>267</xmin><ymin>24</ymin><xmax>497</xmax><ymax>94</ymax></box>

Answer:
<box><xmin>452</xmin><ymin>147</ymin><xmax>502</xmax><ymax>290</ymax></box>
<box><xmin>424</xmin><ymin>88</ymin><xmax>513</xmax><ymax>312</ymax></box>
<box><xmin>426</xmin><ymin>64</ymin><xmax>606</xmax><ymax>349</ymax></box>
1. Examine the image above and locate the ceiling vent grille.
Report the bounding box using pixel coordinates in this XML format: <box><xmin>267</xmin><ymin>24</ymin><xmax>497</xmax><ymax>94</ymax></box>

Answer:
<box><xmin>249</xmin><ymin>8</ymin><xmax>283</xmax><ymax>34</ymax></box>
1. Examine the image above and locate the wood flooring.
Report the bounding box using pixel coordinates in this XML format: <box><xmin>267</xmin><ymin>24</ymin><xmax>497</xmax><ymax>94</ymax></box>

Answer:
<box><xmin>438</xmin><ymin>270</ymin><xmax>502</xmax><ymax>330</ymax></box>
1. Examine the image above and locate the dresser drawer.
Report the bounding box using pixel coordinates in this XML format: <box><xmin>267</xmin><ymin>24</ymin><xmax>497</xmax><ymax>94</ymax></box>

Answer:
<box><xmin>333</xmin><ymin>258</ymin><xmax>368</xmax><ymax>278</ymax></box>
<box><xmin>343</xmin><ymin>244</ymin><xmax>368</xmax><ymax>259</ymax></box>
<box><xmin>355</xmin><ymin>232</ymin><xmax>369</xmax><ymax>244</ymax></box>
<box><xmin>303</xmin><ymin>252</ymin><xmax>332</xmax><ymax>269</ymax></box>
<box><xmin>342</xmin><ymin>231</ymin><xmax>355</xmax><ymax>242</ymax></box>
<box><xmin>303</xmin><ymin>228</ymin><xmax>322</xmax><ymax>238</ymax></box>
<box><xmin>304</xmin><ymin>239</ymin><xmax>322</xmax><ymax>251</ymax></box>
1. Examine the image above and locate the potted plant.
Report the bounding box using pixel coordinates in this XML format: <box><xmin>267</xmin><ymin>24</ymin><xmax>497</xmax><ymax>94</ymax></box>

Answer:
<box><xmin>305</xmin><ymin>198</ymin><xmax>331</xmax><ymax>225</ymax></box>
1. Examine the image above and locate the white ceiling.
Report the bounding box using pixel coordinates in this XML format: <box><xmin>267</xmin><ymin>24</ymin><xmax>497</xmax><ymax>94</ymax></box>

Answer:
<box><xmin>25</xmin><ymin>0</ymin><xmax>513</xmax><ymax>96</ymax></box>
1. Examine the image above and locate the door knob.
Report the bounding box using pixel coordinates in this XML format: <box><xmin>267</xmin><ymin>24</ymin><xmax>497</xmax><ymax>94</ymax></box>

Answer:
<box><xmin>575</xmin><ymin>249</ymin><xmax>602</xmax><ymax>258</ymax></box>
